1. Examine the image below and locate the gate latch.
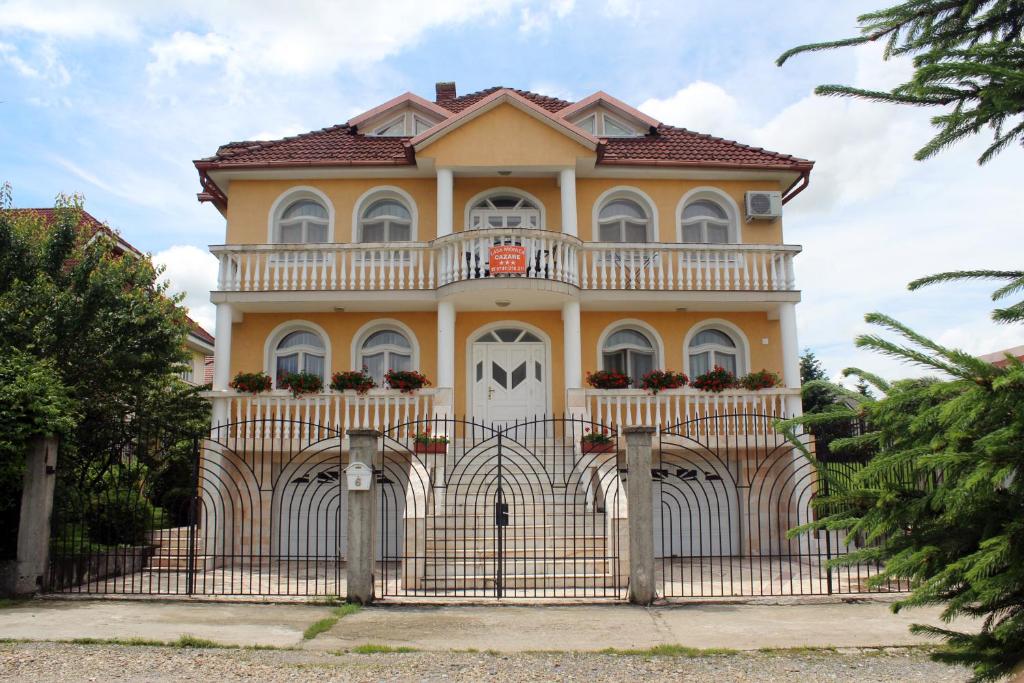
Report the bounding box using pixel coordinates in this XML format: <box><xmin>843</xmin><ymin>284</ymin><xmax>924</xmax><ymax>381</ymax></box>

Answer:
<box><xmin>495</xmin><ymin>502</ymin><xmax>509</xmax><ymax>527</ymax></box>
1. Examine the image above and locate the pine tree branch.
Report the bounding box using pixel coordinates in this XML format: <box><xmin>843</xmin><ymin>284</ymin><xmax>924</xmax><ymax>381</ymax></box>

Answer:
<box><xmin>908</xmin><ymin>270</ymin><xmax>1024</xmax><ymax>291</ymax></box>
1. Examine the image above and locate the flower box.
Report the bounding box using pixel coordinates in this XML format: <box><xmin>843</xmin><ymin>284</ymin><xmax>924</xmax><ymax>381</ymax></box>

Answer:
<box><xmin>414</xmin><ymin>442</ymin><xmax>447</xmax><ymax>454</ymax></box>
<box><xmin>581</xmin><ymin>441</ymin><xmax>616</xmax><ymax>454</ymax></box>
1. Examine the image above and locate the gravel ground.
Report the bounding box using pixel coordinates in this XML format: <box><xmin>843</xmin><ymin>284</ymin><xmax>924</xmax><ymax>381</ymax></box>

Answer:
<box><xmin>0</xmin><ymin>642</ymin><xmax>970</xmax><ymax>682</ymax></box>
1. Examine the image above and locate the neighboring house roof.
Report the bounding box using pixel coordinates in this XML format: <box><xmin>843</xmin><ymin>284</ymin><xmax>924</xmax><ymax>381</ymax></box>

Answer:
<box><xmin>195</xmin><ymin>82</ymin><xmax>814</xmax><ymax>210</ymax></box>
<box><xmin>978</xmin><ymin>345</ymin><xmax>1024</xmax><ymax>368</ymax></box>
<box><xmin>12</xmin><ymin>207</ymin><xmax>215</xmax><ymax>349</ymax></box>
<box><xmin>11</xmin><ymin>208</ymin><xmax>143</xmax><ymax>257</ymax></box>
<box><xmin>187</xmin><ymin>317</ymin><xmax>216</xmax><ymax>347</ymax></box>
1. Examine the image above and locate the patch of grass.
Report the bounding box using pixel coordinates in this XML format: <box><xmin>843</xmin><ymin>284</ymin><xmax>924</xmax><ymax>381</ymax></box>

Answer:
<box><xmin>173</xmin><ymin>634</ymin><xmax>231</xmax><ymax>649</ymax></box>
<box><xmin>303</xmin><ymin>603</ymin><xmax>362</xmax><ymax>641</ymax></box>
<box><xmin>757</xmin><ymin>646</ymin><xmax>838</xmax><ymax>656</ymax></box>
<box><xmin>350</xmin><ymin>644</ymin><xmax>418</xmax><ymax>654</ymax></box>
<box><xmin>68</xmin><ymin>637</ymin><xmax>166</xmax><ymax>647</ymax></box>
<box><xmin>598</xmin><ymin>645</ymin><xmax>739</xmax><ymax>658</ymax></box>
<box><xmin>0</xmin><ymin>598</ymin><xmax>27</xmax><ymax>609</ymax></box>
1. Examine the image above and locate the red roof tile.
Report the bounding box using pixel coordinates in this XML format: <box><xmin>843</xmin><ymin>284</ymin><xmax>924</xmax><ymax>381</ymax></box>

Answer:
<box><xmin>601</xmin><ymin>125</ymin><xmax>812</xmax><ymax>170</ymax></box>
<box><xmin>200</xmin><ymin>124</ymin><xmax>409</xmax><ymax>168</ymax></box>
<box><xmin>195</xmin><ymin>86</ymin><xmax>813</xmax><ymax>183</ymax></box>
<box><xmin>187</xmin><ymin>316</ymin><xmax>216</xmax><ymax>345</ymax></box>
<box><xmin>441</xmin><ymin>87</ymin><xmax>574</xmax><ymax>114</ymax></box>
<box><xmin>10</xmin><ymin>208</ymin><xmax>144</xmax><ymax>256</ymax></box>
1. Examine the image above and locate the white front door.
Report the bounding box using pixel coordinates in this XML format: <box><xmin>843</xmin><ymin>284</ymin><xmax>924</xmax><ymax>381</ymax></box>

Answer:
<box><xmin>472</xmin><ymin>341</ymin><xmax>546</xmax><ymax>424</ymax></box>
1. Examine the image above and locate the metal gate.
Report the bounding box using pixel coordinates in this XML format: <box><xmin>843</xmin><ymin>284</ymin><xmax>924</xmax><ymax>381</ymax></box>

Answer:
<box><xmin>377</xmin><ymin>416</ymin><xmax>625</xmax><ymax>598</ymax></box>
<box><xmin>47</xmin><ymin>419</ymin><xmax>348</xmax><ymax>597</ymax></box>
<box><xmin>655</xmin><ymin>413</ymin><xmax>909</xmax><ymax>598</ymax></box>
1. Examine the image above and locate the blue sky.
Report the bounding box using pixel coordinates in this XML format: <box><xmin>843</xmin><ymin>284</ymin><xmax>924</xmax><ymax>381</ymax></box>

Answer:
<box><xmin>2</xmin><ymin>0</ymin><xmax>1022</xmax><ymax>383</ymax></box>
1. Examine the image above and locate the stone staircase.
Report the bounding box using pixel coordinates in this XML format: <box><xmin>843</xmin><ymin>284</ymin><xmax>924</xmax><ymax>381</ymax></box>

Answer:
<box><xmin>144</xmin><ymin>527</ymin><xmax>215</xmax><ymax>572</ymax></box>
<box><xmin>418</xmin><ymin>440</ymin><xmax>622</xmax><ymax>592</ymax></box>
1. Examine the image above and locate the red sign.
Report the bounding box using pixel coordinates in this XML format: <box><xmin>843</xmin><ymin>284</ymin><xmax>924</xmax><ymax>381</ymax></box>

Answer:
<box><xmin>489</xmin><ymin>245</ymin><xmax>526</xmax><ymax>274</ymax></box>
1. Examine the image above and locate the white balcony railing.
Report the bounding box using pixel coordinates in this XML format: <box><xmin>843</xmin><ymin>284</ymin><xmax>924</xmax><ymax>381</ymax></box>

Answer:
<box><xmin>579</xmin><ymin>243</ymin><xmax>798</xmax><ymax>292</ymax></box>
<box><xmin>211</xmin><ymin>236</ymin><xmax>799</xmax><ymax>294</ymax></box>
<box><xmin>205</xmin><ymin>388</ymin><xmax>451</xmax><ymax>440</ymax></box>
<box><xmin>213</xmin><ymin>243</ymin><xmax>436</xmax><ymax>292</ymax></box>
<box><xmin>434</xmin><ymin>228</ymin><xmax>580</xmax><ymax>286</ymax></box>
<box><xmin>578</xmin><ymin>387</ymin><xmax>800</xmax><ymax>436</ymax></box>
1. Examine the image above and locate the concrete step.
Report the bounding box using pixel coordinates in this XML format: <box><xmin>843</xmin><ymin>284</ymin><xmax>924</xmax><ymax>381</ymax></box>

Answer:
<box><xmin>424</xmin><ymin>558</ymin><xmax>611</xmax><ymax>577</ymax></box>
<box><xmin>146</xmin><ymin>555</ymin><xmax>217</xmax><ymax>571</ymax></box>
<box><xmin>424</xmin><ymin>544</ymin><xmax>608</xmax><ymax>557</ymax></box>
<box><xmin>417</xmin><ymin>573</ymin><xmax>619</xmax><ymax>590</ymax></box>
<box><xmin>425</xmin><ymin>537</ymin><xmax>608</xmax><ymax>552</ymax></box>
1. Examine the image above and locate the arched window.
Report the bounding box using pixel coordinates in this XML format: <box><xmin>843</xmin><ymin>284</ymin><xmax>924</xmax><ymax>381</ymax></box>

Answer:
<box><xmin>682</xmin><ymin>198</ymin><xmax>732</xmax><ymax>244</ymax></box>
<box><xmin>688</xmin><ymin>328</ymin><xmax>740</xmax><ymax>376</ymax></box>
<box><xmin>602</xmin><ymin>328</ymin><xmax>657</xmax><ymax>380</ymax></box>
<box><xmin>277</xmin><ymin>199</ymin><xmax>329</xmax><ymax>244</ymax></box>
<box><xmin>597</xmin><ymin>197</ymin><xmax>651</xmax><ymax>242</ymax></box>
<box><xmin>359</xmin><ymin>329</ymin><xmax>413</xmax><ymax>385</ymax></box>
<box><xmin>469</xmin><ymin>193</ymin><xmax>541</xmax><ymax>229</ymax></box>
<box><xmin>359</xmin><ymin>198</ymin><xmax>412</xmax><ymax>242</ymax></box>
<box><xmin>274</xmin><ymin>329</ymin><xmax>326</xmax><ymax>385</ymax></box>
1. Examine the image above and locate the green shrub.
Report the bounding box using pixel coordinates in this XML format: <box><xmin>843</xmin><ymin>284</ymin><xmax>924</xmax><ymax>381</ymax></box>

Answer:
<box><xmin>86</xmin><ymin>489</ymin><xmax>158</xmax><ymax>546</ymax></box>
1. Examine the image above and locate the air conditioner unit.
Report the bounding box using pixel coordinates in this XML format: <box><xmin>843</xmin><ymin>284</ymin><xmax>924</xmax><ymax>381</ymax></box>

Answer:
<box><xmin>745</xmin><ymin>191</ymin><xmax>782</xmax><ymax>220</ymax></box>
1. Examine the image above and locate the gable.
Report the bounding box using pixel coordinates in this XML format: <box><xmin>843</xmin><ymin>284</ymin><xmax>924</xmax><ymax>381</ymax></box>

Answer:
<box><xmin>416</xmin><ymin>101</ymin><xmax>596</xmax><ymax>168</ymax></box>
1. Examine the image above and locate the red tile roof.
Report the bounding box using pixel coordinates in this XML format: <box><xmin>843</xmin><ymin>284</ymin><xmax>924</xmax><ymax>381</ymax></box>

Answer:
<box><xmin>187</xmin><ymin>317</ymin><xmax>216</xmax><ymax>346</ymax></box>
<box><xmin>195</xmin><ymin>85</ymin><xmax>813</xmax><ymax>195</ymax></box>
<box><xmin>601</xmin><ymin>125</ymin><xmax>811</xmax><ymax>170</ymax></box>
<box><xmin>10</xmin><ymin>208</ymin><xmax>143</xmax><ymax>256</ymax></box>
<box><xmin>441</xmin><ymin>86</ymin><xmax>574</xmax><ymax>114</ymax></box>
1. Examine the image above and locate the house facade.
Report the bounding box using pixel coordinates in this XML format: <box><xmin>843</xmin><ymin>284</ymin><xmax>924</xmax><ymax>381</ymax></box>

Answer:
<box><xmin>198</xmin><ymin>83</ymin><xmax>811</xmax><ymax>432</ymax></box>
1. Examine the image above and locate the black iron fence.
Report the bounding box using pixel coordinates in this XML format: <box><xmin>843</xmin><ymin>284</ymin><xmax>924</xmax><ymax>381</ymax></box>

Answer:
<box><xmin>377</xmin><ymin>416</ymin><xmax>626</xmax><ymax>599</ymax></box>
<box><xmin>656</xmin><ymin>413</ymin><xmax>909</xmax><ymax>598</ymax></box>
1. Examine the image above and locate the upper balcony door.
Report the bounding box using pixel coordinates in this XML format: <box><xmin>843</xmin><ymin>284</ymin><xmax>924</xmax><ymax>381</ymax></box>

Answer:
<box><xmin>471</xmin><ymin>327</ymin><xmax>547</xmax><ymax>425</ymax></box>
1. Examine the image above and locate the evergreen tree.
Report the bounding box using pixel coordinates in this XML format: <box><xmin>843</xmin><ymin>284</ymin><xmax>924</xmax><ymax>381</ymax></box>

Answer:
<box><xmin>778</xmin><ymin>1</ymin><xmax>1024</xmax><ymax>164</ymax></box>
<box><xmin>783</xmin><ymin>312</ymin><xmax>1024</xmax><ymax>681</ymax></box>
<box><xmin>909</xmin><ymin>269</ymin><xmax>1024</xmax><ymax>323</ymax></box>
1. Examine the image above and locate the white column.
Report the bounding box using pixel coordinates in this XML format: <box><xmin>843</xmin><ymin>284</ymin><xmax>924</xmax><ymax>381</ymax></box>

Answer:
<box><xmin>562</xmin><ymin>300</ymin><xmax>582</xmax><ymax>393</ymax></box>
<box><xmin>559</xmin><ymin>168</ymin><xmax>577</xmax><ymax>237</ymax></box>
<box><xmin>213</xmin><ymin>302</ymin><xmax>234</xmax><ymax>390</ymax></box>
<box><xmin>437</xmin><ymin>300</ymin><xmax>456</xmax><ymax>390</ymax></box>
<box><xmin>778</xmin><ymin>302</ymin><xmax>802</xmax><ymax>417</ymax></box>
<box><xmin>436</xmin><ymin>168</ymin><xmax>454</xmax><ymax>237</ymax></box>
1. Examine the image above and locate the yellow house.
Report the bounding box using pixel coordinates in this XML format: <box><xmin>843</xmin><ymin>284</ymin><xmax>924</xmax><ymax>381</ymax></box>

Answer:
<box><xmin>197</xmin><ymin>83</ymin><xmax>811</xmax><ymax>431</ymax></box>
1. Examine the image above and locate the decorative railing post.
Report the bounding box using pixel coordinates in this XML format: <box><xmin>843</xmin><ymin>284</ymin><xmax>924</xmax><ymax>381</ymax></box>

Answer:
<box><xmin>346</xmin><ymin>429</ymin><xmax>379</xmax><ymax>604</ymax></box>
<box><xmin>623</xmin><ymin>426</ymin><xmax>656</xmax><ymax>605</ymax></box>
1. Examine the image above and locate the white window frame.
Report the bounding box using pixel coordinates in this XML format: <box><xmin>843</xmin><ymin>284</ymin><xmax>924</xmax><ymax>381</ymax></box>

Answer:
<box><xmin>592</xmin><ymin>186</ymin><xmax>659</xmax><ymax>244</ymax></box>
<box><xmin>675</xmin><ymin>187</ymin><xmax>742</xmax><ymax>244</ymax></box>
<box><xmin>351</xmin><ymin>319</ymin><xmax>421</xmax><ymax>381</ymax></box>
<box><xmin>263</xmin><ymin>321</ymin><xmax>332</xmax><ymax>388</ymax></box>
<box><xmin>352</xmin><ymin>186</ymin><xmax>419</xmax><ymax>243</ymax></box>
<box><xmin>267</xmin><ymin>186</ymin><xmax>335</xmax><ymax>244</ymax></box>
<box><xmin>682</xmin><ymin>320</ymin><xmax>750</xmax><ymax>378</ymax></box>
<box><xmin>463</xmin><ymin>187</ymin><xmax>547</xmax><ymax>230</ymax></box>
<box><xmin>570</xmin><ymin>111</ymin><xmax>641</xmax><ymax>137</ymax></box>
<box><xmin>596</xmin><ymin>320</ymin><xmax>665</xmax><ymax>382</ymax></box>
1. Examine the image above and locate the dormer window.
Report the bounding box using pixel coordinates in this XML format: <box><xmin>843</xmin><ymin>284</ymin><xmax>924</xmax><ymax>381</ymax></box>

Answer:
<box><xmin>374</xmin><ymin>116</ymin><xmax>406</xmax><ymax>136</ymax></box>
<box><xmin>570</xmin><ymin>110</ymin><xmax>640</xmax><ymax>137</ymax></box>
<box><xmin>368</xmin><ymin>110</ymin><xmax>441</xmax><ymax>136</ymax></box>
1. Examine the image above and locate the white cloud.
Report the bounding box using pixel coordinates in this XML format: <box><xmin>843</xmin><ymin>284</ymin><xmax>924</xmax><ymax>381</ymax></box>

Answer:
<box><xmin>153</xmin><ymin>245</ymin><xmax>218</xmax><ymax>332</ymax></box>
<box><xmin>147</xmin><ymin>31</ymin><xmax>230</xmax><ymax>80</ymax></box>
<box><xmin>0</xmin><ymin>0</ymin><xmax>140</xmax><ymax>40</ymax></box>
<box><xmin>639</xmin><ymin>81</ymin><xmax>744</xmax><ymax>137</ymax></box>
<box><xmin>519</xmin><ymin>0</ymin><xmax>574</xmax><ymax>33</ymax></box>
<box><xmin>0</xmin><ymin>39</ymin><xmax>69</xmax><ymax>85</ymax></box>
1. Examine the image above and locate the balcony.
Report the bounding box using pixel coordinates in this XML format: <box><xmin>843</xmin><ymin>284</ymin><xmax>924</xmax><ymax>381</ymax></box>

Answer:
<box><xmin>211</xmin><ymin>235</ymin><xmax>800</xmax><ymax>296</ymax></box>
<box><xmin>572</xmin><ymin>387</ymin><xmax>800</xmax><ymax>434</ymax></box>
<box><xmin>205</xmin><ymin>387</ymin><xmax>451</xmax><ymax>440</ymax></box>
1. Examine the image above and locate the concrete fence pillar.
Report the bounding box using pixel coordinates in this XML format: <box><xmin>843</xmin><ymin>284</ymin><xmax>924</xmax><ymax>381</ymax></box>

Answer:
<box><xmin>624</xmin><ymin>426</ymin><xmax>656</xmax><ymax>605</ymax></box>
<box><xmin>15</xmin><ymin>436</ymin><xmax>59</xmax><ymax>595</ymax></box>
<box><xmin>346</xmin><ymin>429</ymin><xmax>379</xmax><ymax>604</ymax></box>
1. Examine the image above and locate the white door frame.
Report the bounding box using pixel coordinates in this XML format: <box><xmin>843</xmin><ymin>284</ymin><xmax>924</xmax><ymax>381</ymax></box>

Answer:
<box><xmin>466</xmin><ymin>321</ymin><xmax>552</xmax><ymax>422</ymax></box>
